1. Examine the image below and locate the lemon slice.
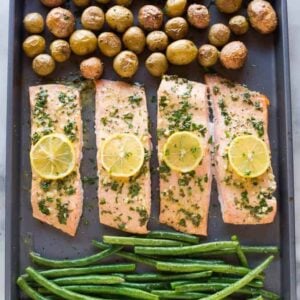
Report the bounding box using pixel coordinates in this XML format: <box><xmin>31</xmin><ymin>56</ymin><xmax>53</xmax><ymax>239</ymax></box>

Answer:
<box><xmin>100</xmin><ymin>133</ymin><xmax>145</xmax><ymax>178</ymax></box>
<box><xmin>163</xmin><ymin>131</ymin><xmax>203</xmax><ymax>173</ymax></box>
<box><xmin>228</xmin><ymin>135</ymin><xmax>270</xmax><ymax>178</ymax></box>
<box><xmin>30</xmin><ymin>133</ymin><xmax>76</xmax><ymax>180</ymax></box>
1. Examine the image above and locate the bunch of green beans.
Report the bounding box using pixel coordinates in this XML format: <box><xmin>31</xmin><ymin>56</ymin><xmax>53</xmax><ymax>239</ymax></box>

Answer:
<box><xmin>17</xmin><ymin>231</ymin><xmax>280</xmax><ymax>300</ymax></box>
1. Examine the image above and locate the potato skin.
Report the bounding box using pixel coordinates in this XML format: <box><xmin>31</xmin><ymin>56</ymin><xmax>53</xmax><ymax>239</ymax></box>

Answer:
<box><xmin>146</xmin><ymin>31</ymin><xmax>169</xmax><ymax>52</ymax></box>
<box><xmin>80</xmin><ymin>57</ymin><xmax>104</xmax><ymax>79</ymax></box>
<box><xmin>138</xmin><ymin>5</ymin><xmax>164</xmax><ymax>31</ymax></box>
<box><xmin>122</xmin><ymin>27</ymin><xmax>146</xmax><ymax>54</ymax></box>
<box><xmin>229</xmin><ymin>15</ymin><xmax>249</xmax><ymax>35</ymax></box>
<box><xmin>165</xmin><ymin>0</ymin><xmax>187</xmax><ymax>17</ymax></box>
<box><xmin>40</xmin><ymin>0</ymin><xmax>65</xmax><ymax>7</ymax></box>
<box><xmin>146</xmin><ymin>53</ymin><xmax>168</xmax><ymax>77</ymax></box>
<box><xmin>46</xmin><ymin>8</ymin><xmax>75</xmax><ymax>38</ymax></box>
<box><xmin>215</xmin><ymin>0</ymin><xmax>242</xmax><ymax>14</ymax></box>
<box><xmin>208</xmin><ymin>23</ymin><xmax>231</xmax><ymax>47</ymax></box>
<box><xmin>116</xmin><ymin>0</ymin><xmax>133</xmax><ymax>6</ymax></box>
<box><xmin>165</xmin><ymin>17</ymin><xmax>189</xmax><ymax>40</ymax></box>
<box><xmin>72</xmin><ymin>0</ymin><xmax>90</xmax><ymax>7</ymax></box>
<box><xmin>166</xmin><ymin>39</ymin><xmax>198</xmax><ymax>65</ymax></box>
<box><xmin>81</xmin><ymin>6</ymin><xmax>105</xmax><ymax>31</ymax></box>
<box><xmin>69</xmin><ymin>30</ymin><xmax>97</xmax><ymax>56</ymax></box>
<box><xmin>113</xmin><ymin>50</ymin><xmax>139</xmax><ymax>78</ymax></box>
<box><xmin>50</xmin><ymin>40</ymin><xmax>71</xmax><ymax>62</ymax></box>
<box><xmin>32</xmin><ymin>54</ymin><xmax>56</xmax><ymax>76</ymax></box>
<box><xmin>106</xmin><ymin>5</ymin><xmax>133</xmax><ymax>33</ymax></box>
<box><xmin>98</xmin><ymin>32</ymin><xmax>122</xmax><ymax>57</ymax></box>
<box><xmin>23</xmin><ymin>13</ymin><xmax>44</xmax><ymax>34</ymax></box>
<box><xmin>220</xmin><ymin>41</ymin><xmax>248</xmax><ymax>69</ymax></box>
<box><xmin>23</xmin><ymin>35</ymin><xmax>46</xmax><ymax>58</ymax></box>
<box><xmin>247</xmin><ymin>0</ymin><xmax>278</xmax><ymax>34</ymax></box>
<box><xmin>198</xmin><ymin>44</ymin><xmax>219</xmax><ymax>67</ymax></box>
<box><xmin>187</xmin><ymin>4</ymin><xmax>210</xmax><ymax>29</ymax></box>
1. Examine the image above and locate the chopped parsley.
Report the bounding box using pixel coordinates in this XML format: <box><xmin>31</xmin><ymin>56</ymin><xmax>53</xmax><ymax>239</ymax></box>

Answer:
<box><xmin>64</xmin><ymin>121</ymin><xmax>77</xmax><ymax>142</ymax></box>
<box><xmin>56</xmin><ymin>199</ymin><xmax>69</xmax><ymax>225</ymax></box>
<box><xmin>128</xmin><ymin>182</ymin><xmax>141</xmax><ymax>197</ymax></box>
<box><xmin>249</xmin><ymin>118</ymin><xmax>264</xmax><ymax>137</ymax></box>
<box><xmin>129</xmin><ymin>94</ymin><xmax>142</xmax><ymax>106</ymax></box>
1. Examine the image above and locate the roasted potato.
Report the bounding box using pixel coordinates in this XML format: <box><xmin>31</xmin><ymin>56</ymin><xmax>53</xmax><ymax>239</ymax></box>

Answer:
<box><xmin>80</xmin><ymin>57</ymin><xmax>104</xmax><ymax>79</ymax></box>
<box><xmin>50</xmin><ymin>40</ymin><xmax>71</xmax><ymax>62</ymax></box>
<box><xmin>146</xmin><ymin>31</ymin><xmax>169</xmax><ymax>52</ymax></box>
<box><xmin>187</xmin><ymin>4</ymin><xmax>210</xmax><ymax>29</ymax></box>
<box><xmin>166</xmin><ymin>39</ymin><xmax>197</xmax><ymax>65</ymax></box>
<box><xmin>113</xmin><ymin>50</ymin><xmax>139</xmax><ymax>78</ymax></box>
<box><xmin>247</xmin><ymin>0</ymin><xmax>278</xmax><ymax>34</ymax></box>
<box><xmin>198</xmin><ymin>44</ymin><xmax>219</xmax><ymax>67</ymax></box>
<box><xmin>220</xmin><ymin>41</ymin><xmax>248</xmax><ymax>69</ymax></box>
<box><xmin>106</xmin><ymin>5</ymin><xmax>133</xmax><ymax>33</ymax></box>
<box><xmin>46</xmin><ymin>7</ymin><xmax>75</xmax><ymax>38</ymax></box>
<box><xmin>40</xmin><ymin>0</ymin><xmax>65</xmax><ymax>7</ymax></box>
<box><xmin>95</xmin><ymin>0</ymin><xmax>111</xmax><ymax>3</ymax></box>
<box><xmin>81</xmin><ymin>6</ymin><xmax>105</xmax><ymax>31</ymax></box>
<box><xmin>32</xmin><ymin>54</ymin><xmax>56</xmax><ymax>76</ymax></box>
<box><xmin>165</xmin><ymin>0</ymin><xmax>187</xmax><ymax>17</ymax></box>
<box><xmin>138</xmin><ymin>5</ymin><xmax>164</xmax><ymax>31</ymax></box>
<box><xmin>122</xmin><ymin>27</ymin><xmax>146</xmax><ymax>54</ymax></box>
<box><xmin>146</xmin><ymin>52</ymin><xmax>168</xmax><ymax>77</ymax></box>
<box><xmin>98</xmin><ymin>32</ymin><xmax>122</xmax><ymax>57</ymax></box>
<box><xmin>23</xmin><ymin>35</ymin><xmax>46</xmax><ymax>58</ymax></box>
<box><xmin>116</xmin><ymin>0</ymin><xmax>133</xmax><ymax>6</ymax></box>
<box><xmin>70</xmin><ymin>29</ymin><xmax>97</xmax><ymax>56</ymax></box>
<box><xmin>229</xmin><ymin>15</ymin><xmax>249</xmax><ymax>35</ymax></box>
<box><xmin>72</xmin><ymin>0</ymin><xmax>90</xmax><ymax>6</ymax></box>
<box><xmin>165</xmin><ymin>17</ymin><xmax>189</xmax><ymax>40</ymax></box>
<box><xmin>215</xmin><ymin>0</ymin><xmax>242</xmax><ymax>14</ymax></box>
<box><xmin>208</xmin><ymin>24</ymin><xmax>231</xmax><ymax>47</ymax></box>
<box><xmin>23</xmin><ymin>13</ymin><xmax>44</xmax><ymax>34</ymax></box>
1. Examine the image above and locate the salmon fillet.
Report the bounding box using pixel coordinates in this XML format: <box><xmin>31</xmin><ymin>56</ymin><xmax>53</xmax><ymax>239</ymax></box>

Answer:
<box><xmin>157</xmin><ymin>75</ymin><xmax>212</xmax><ymax>236</ymax></box>
<box><xmin>29</xmin><ymin>84</ymin><xmax>83</xmax><ymax>236</ymax></box>
<box><xmin>95</xmin><ymin>80</ymin><xmax>151</xmax><ymax>234</ymax></box>
<box><xmin>205</xmin><ymin>74</ymin><xmax>277</xmax><ymax>224</ymax></box>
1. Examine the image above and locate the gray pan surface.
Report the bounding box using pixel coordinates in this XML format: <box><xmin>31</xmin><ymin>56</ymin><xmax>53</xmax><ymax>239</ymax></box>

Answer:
<box><xmin>5</xmin><ymin>0</ymin><xmax>296</xmax><ymax>299</ymax></box>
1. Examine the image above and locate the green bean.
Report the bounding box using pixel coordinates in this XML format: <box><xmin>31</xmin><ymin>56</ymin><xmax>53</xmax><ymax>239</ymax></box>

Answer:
<box><xmin>92</xmin><ymin>241</ymin><xmax>157</xmax><ymax>267</ymax></box>
<box><xmin>134</xmin><ymin>241</ymin><xmax>238</xmax><ymax>256</ymax></box>
<box><xmin>231</xmin><ymin>235</ymin><xmax>249</xmax><ymax>267</ymax></box>
<box><xmin>103</xmin><ymin>236</ymin><xmax>185</xmax><ymax>246</ymax></box>
<box><xmin>30</xmin><ymin>246</ymin><xmax>122</xmax><ymax>268</ymax></box>
<box><xmin>147</xmin><ymin>231</ymin><xmax>200</xmax><ymax>244</ymax></box>
<box><xmin>171</xmin><ymin>259</ymin><xmax>225</xmax><ymax>265</ymax></box>
<box><xmin>156</xmin><ymin>261</ymin><xmax>263</xmax><ymax>279</ymax></box>
<box><xmin>22</xmin><ymin>264</ymin><xmax>136</xmax><ymax>280</ymax></box>
<box><xmin>63</xmin><ymin>285</ymin><xmax>159</xmax><ymax>300</ymax></box>
<box><xmin>209</xmin><ymin>277</ymin><xmax>264</xmax><ymax>288</ymax></box>
<box><xmin>125</xmin><ymin>271</ymin><xmax>212</xmax><ymax>282</ymax></box>
<box><xmin>121</xmin><ymin>282</ymin><xmax>169</xmax><ymax>291</ymax></box>
<box><xmin>17</xmin><ymin>277</ymin><xmax>48</xmax><ymax>300</ymax></box>
<box><xmin>202</xmin><ymin>256</ymin><xmax>274</xmax><ymax>300</ymax></box>
<box><xmin>26</xmin><ymin>267</ymin><xmax>105</xmax><ymax>300</ymax></box>
<box><xmin>171</xmin><ymin>281</ymin><xmax>197</xmax><ymax>289</ymax></box>
<box><xmin>53</xmin><ymin>275</ymin><xmax>124</xmax><ymax>285</ymax></box>
<box><xmin>151</xmin><ymin>290</ymin><xmax>209</xmax><ymax>299</ymax></box>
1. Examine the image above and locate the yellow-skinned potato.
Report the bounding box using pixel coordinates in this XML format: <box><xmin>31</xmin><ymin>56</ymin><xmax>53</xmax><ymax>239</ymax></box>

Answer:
<box><xmin>146</xmin><ymin>31</ymin><xmax>169</xmax><ymax>52</ymax></box>
<box><xmin>116</xmin><ymin>0</ymin><xmax>132</xmax><ymax>6</ymax></box>
<box><xmin>113</xmin><ymin>50</ymin><xmax>139</xmax><ymax>78</ymax></box>
<box><xmin>165</xmin><ymin>17</ymin><xmax>189</xmax><ymax>40</ymax></box>
<box><xmin>23</xmin><ymin>35</ymin><xmax>46</xmax><ymax>58</ymax></box>
<box><xmin>70</xmin><ymin>30</ymin><xmax>97</xmax><ymax>56</ymax></box>
<box><xmin>80</xmin><ymin>57</ymin><xmax>104</xmax><ymax>79</ymax></box>
<box><xmin>81</xmin><ymin>6</ymin><xmax>105</xmax><ymax>31</ymax></box>
<box><xmin>215</xmin><ymin>0</ymin><xmax>242</xmax><ymax>14</ymax></box>
<box><xmin>23</xmin><ymin>13</ymin><xmax>44</xmax><ymax>34</ymax></box>
<box><xmin>122</xmin><ymin>27</ymin><xmax>146</xmax><ymax>54</ymax></box>
<box><xmin>165</xmin><ymin>0</ymin><xmax>187</xmax><ymax>17</ymax></box>
<box><xmin>40</xmin><ymin>0</ymin><xmax>65</xmax><ymax>7</ymax></box>
<box><xmin>50</xmin><ymin>40</ymin><xmax>71</xmax><ymax>63</ymax></box>
<box><xmin>72</xmin><ymin>0</ymin><xmax>90</xmax><ymax>6</ymax></box>
<box><xmin>98</xmin><ymin>32</ymin><xmax>122</xmax><ymax>57</ymax></box>
<box><xmin>95</xmin><ymin>0</ymin><xmax>111</xmax><ymax>3</ymax></box>
<box><xmin>220</xmin><ymin>41</ymin><xmax>248</xmax><ymax>69</ymax></box>
<box><xmin>106</xmin><ymin>5</ymin><xmax>134</xmax><ymax>33</ymax></box>
<box><xmin>166</xmin><ymin>39</ymin><xmax>197</xmax><ymax>65</ymax></box>
<box><xmin>146</xmin><ymin>53</ymin><xmax>168</xmax><ymax>77</ymax></box>
<box><xmin>32</xmin><ymin>54</ymin><xmax>56</xmax><ymax>76</ymax></box>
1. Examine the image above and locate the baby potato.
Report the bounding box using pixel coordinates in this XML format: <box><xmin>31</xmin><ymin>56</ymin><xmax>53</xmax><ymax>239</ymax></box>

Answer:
<box><xmin>122</xmin><ymin>27</ymin><xmax>146</xmax><ymax>54</ymax></box>
<box><xmin>247</xmin><ymin>0</ymin><xmax>278</xmax><ymax>34</ymax></box>
<box><xmin>113</xmin><ymin>50</ymin><xmax>139</xmax><ymax>78</ymax></box>
<box><xmin>46</xmin><ymin>7</ymin><xmax>75</xmax><ymax>38</ymax></box>
<box><xmin>23</xmin><ymin>35</ymin><xmax>46</xmax><ymax>58</ymax></box>
<box><xmin>80</xmin><ymin>57</ymin><xmax>104</xmax><ymax>79</ymax></box>
<box><xmin>72</xmin><ymin>0</ymin><xmax>90</xmax><ymax>6</ymax></box>
<box><xmin>98</xmin><ymin>32</ymin><xmax>122</xmax><ymax>57</ymax></box>
<box><xmin>50</xmin><ymin>40</ymin><xmax>71</xmax><ymax>63</ymax></box>
<box><xmin>165</xmin><ymin>0</ymin><xmax>187</xmax><ymax>17</ymax></box>
<box><xmin>215</xmin><ymin>0</ymin><xmax>242</xmax><ymax>14</ymax></box>
<box><xmin>106</xmin><ymin>5</ymin><xmax>133</xmax><ymax>33</ymax></box>
<box><xmin>198</xmin><ymin>44</ymin><xmax>219</xmax><ymax>67</ymax></box>
<box><xmin>146</xmin><ymin>31</ymin><xmax>169</xmax><ymax>52</ymax></box>
<box><xmin>165</xmin><ymin>17</ymin><xmax>189</xmax><ymax>40</ymax></box>
<box><xmin>70</xmin><ymin>29</ymin><xmax>97</xmax><ymax>56</ymax></box>
<box><xmin>115</xmin><ymin>0</ymin><xmax>133</xmax><ymax>6</ymax></box>
<box><xmin>220</xmin><ymin>41</ymin><xmax>248</xmax><ymax>69</ymax></box>
<box><xmin>32</xmin><ymin>54</ymin><xmax>56</xmax><ymax>76</ymax></box>
<box><xmin>23</xmin><ymin>12</ymin><xmax>44</xmax><ymax>34</ymax></box>
<box><xmin>166</xmin><ymin>39</ymin><xmax>198</xmax><ymax>65</ymax></box>
<box><xmin>229</xmin><ymin>15</ymin><xmax>249</xmax><ymax>35</ymax></box>
<box><xmin>138</xmin><ymin>5</ymin><xmax>164</xmax><ymax>31</ymax></box>
<box><xmin>81</xmin><ymin>6</ymin><xmax>105</xmax><ymax>31</ymax></box>
<box><xmin>40</xmin><ymin>0</ymin><xmax>65</xmax><ymax>7</ymax></box>
<box><xmin>95</xmin><ymin>0</ymin><xmax>111</xmax><ymax>3</ymax></box>
<box><xmin>187</xmin><ymin>4</ymin><xmax>210</xmax><ymax>29</ymax></box>
<box><xmin>208</xmin><ymin>24</ymin><xmax>231</xmax><ymax>47</ymax></box>
<box><xmin>146</xmin><ymin>52</ymin><xmax>168</xmax><ymax>77</ymax></box>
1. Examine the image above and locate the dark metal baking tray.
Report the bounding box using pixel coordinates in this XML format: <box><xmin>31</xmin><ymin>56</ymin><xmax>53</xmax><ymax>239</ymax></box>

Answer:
<box><xmin>5</xmin><ymin>0</ymin><xmax>296</xmax><ymax>299</ymax></box>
